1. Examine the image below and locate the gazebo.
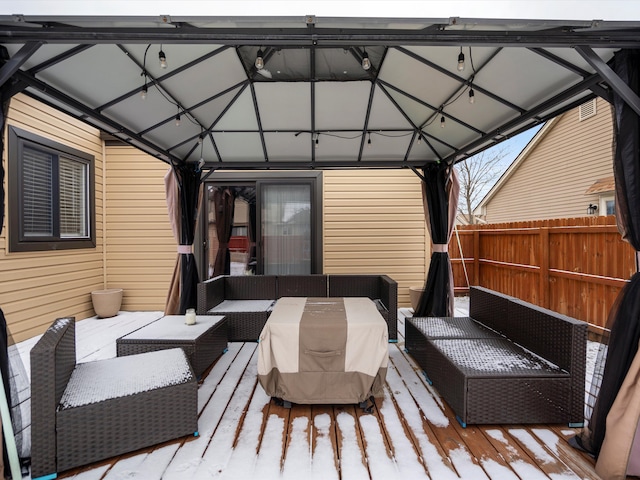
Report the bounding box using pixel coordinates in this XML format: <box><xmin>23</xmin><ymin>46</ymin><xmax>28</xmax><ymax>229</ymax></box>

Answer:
<box><xmin>1</xmin><ymin>13</ymin><xmax>640</xmax><ymax>477</ymax></box>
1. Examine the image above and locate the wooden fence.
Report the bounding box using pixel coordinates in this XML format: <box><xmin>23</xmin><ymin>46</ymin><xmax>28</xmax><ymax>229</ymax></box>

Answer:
<box><xmin>450</xmin><ymin>216</ymin><xmax>637</xmax><ymax>330</ymax></box>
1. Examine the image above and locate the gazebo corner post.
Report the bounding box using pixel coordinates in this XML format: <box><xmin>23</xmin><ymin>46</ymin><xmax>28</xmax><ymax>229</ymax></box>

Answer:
<box><xmin>415</xmin><ymin>162</ymin><xmax>460</xmax><ymax>317</ymax></box>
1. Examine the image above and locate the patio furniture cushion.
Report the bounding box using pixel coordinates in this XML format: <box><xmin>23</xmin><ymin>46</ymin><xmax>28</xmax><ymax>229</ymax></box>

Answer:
<box><xmin>208</xmin><ymin>299</ymin><xmax>274</xmax><ymax>313</ymax></box>
<box><xmin>60</xmin><ymin>348</ymin><xmax>193</xmax><ymax>409</ymax></box>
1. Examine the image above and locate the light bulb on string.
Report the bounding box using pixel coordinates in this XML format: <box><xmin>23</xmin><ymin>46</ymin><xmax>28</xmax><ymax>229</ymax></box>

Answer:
<box><xmin>159</xmin><ymin>47</ymin><xmax>167</xmax><ymax>69</ymax></box>
<box><xmin>457</xmin><ymin>47</ymin><xmax>465</xmax><ymax>71</ymax></box>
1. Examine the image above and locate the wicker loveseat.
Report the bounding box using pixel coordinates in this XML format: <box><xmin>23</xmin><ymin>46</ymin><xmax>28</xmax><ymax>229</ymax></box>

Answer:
<box><xmin>405</xmin><ymin>286</ymin><xmax>587</xmax><ymax>427</ymax></box>
<box><xmin>30</xmin><ymin>317</ymin><xmax>198</xmax><ymax>479</ymax></box>
<box><xmin>197</xmin><ymin>274</ymin><xmax>397</xmax><ymax>342</ymax></box>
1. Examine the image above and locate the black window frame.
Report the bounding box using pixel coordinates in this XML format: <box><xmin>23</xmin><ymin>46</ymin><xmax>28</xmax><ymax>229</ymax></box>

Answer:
<box><xmin>8</xmin><ymin>126</ymin><xmax>96</xmax><ymax>252</ymax></box>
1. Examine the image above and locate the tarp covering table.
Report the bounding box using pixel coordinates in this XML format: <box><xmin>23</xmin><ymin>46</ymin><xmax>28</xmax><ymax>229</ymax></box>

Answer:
<box><xmin>258</xmin><ymin>297</ymin><xmax>388</xmax><ymax>404</ymax></box>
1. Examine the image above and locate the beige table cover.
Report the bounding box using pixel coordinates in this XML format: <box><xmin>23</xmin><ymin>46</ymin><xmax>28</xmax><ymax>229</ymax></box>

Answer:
<box><xmin>258</xmin><ymin>297</ymin><xmax>388</xmax><ymax>404</ymax></box>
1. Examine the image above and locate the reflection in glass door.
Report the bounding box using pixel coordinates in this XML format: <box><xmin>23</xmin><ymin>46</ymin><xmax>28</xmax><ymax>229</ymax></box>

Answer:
<box><xmin>260</xmin><ymin>184</ymin><xmax>311</xmax><ymax>275</ymax></box>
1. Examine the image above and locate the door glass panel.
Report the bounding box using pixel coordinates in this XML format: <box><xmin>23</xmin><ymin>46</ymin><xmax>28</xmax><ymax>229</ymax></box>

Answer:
<box><xmin>261</xmin><ymin>184</ymin><xmax>311</xmax><ymax>274</ymax></box>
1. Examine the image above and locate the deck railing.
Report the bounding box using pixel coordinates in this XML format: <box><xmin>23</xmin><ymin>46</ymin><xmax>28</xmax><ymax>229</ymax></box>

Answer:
<box><xmin>450</xmin><ymin>216</ymin><xmax>636</xmax><ymax>330</ymax></box>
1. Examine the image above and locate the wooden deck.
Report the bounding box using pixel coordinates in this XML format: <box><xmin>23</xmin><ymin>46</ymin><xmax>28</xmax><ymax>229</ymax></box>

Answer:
<box><xmin>12</xmin><ymin>305</ymin><xmax>603</xmax><ymax>480</ymax></box>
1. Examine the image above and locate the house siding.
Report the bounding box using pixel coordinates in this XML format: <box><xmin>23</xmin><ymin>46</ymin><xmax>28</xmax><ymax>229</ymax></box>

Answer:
<box><xmin>1</xmin><ymin>94</ymin><xmax>104</xmax><ymax>342</ymax></box>
<box><xmin>103</xmin><ymin>146</ymin><xmax>176</xmax><ymax>311</ymax></box>
<box><xmin>1</xmin><ymin>95</ymin><xmax>430</xmax><ymax>343</ymax></box>
<box><xmin>484</xmin><ymin>98</ymin><xmax>614</xmax><ymax>223</ymax></box>
<box><xmin>323</xmin><ymin>170</ymin><xmax>428</xmax><ymax>307</ymax></box>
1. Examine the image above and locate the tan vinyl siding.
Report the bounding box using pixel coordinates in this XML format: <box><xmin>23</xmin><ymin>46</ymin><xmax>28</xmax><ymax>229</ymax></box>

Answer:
<box><xmin>104</xmin><ymin>146</ymin><xmax>175</xmax><ymax>311</ymax></box>
<box><xmin>485</xmin><ymin>98</ymin><xmax>614</xmax><ymax>223</ymax></box>
<box><xmin>1</xmin><ymin>94</ymin><xmax>104</xmax><ymax>343</ymax></box>
<box><xmin>323</xmin><ymin>170</ymin><xmax>428</xmax><ymax>307</ymax></box>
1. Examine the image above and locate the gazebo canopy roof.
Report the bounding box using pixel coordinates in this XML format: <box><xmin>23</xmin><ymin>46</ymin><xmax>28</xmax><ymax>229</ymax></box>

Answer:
<box><xmin>1</xmin><ymin>14</ymin><xmax>640</xmax><ymax>170</ymax></box>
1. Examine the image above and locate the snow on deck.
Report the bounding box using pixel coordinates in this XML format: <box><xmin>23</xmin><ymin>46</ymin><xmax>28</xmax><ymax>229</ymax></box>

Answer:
<box><xmin>10</xmin><ymin>300</ymin><xmax>600</xmax><ymax>480</ymax></box>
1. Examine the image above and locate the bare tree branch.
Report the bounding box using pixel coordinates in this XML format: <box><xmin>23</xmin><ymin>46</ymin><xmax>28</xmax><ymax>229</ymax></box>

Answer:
<box><xmin>455</xmin><ymin>147</ymin><xmax>509</xmax><ymax>224</ymax></box>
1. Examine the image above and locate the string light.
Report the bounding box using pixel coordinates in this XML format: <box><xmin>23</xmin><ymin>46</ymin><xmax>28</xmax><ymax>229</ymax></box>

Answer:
<box><xmin>140</xmin><ymin>84</ymin><xmax>147</xmax><ymax>100</ymax></box>
<box><xmin>255</xmin><ymin>49</ymin><xmax>264</xmax><ymax>70</ymax></box>
<box><xmin>175</xmin><ymin>112</ymin><xmax>181</xmax><ymax>126</ymax></box>
<box><xmin>362</xmin><ymin>50</ymin><xmax>371</xmax><ymax>71</ymax></box>
<box><xmin>457</xmin><ymin>47</ymin><xmax>465</xmax><ymax>71</ymax></box>
<box><xmin>440</xmin><ymin>115</ymin><xmax>446</xmax><ymax>128</ymax></box>
<box><xmin>469</xmin><ymin>87</ymin><xmax>475</xmax><ymax>104</ymax></box>
<box><xmin>315</xmin><ymin>133</ymin><xmax>319</xmax><ymax>149</ymax></box>
<box><xmin>367</xmin><ymin>132</ymin><xmax>372</xmax><ymax>147</ymax></box>
<box><xmin>159</xmin><ymin>47</ymin><xmax>167</xmax><ymax>69</ymax></box>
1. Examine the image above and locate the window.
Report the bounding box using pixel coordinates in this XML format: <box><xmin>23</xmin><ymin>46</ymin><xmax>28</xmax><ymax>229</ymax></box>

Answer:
<box><xmin>601</xmin><ymin>195</ymin><xmax>615</xmax><ymax>216</ymax></box>
<box><xmin>8</xmin><ymin>126</ymin><xmax>95</xmax><ymax>252</ymax></box>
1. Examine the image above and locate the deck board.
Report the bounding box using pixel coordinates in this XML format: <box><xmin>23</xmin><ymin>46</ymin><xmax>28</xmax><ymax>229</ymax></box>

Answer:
<box><xmin>12</xmin><ymin>307</ymin><xmax>610</xmax><ymax>480</ymax></box>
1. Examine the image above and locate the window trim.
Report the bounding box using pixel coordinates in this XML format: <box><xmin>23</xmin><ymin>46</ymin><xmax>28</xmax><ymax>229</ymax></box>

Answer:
<box><xmin>8</xmin><ymin>126</ymin><xmax>96</xmax><ymax>252</ymax></box>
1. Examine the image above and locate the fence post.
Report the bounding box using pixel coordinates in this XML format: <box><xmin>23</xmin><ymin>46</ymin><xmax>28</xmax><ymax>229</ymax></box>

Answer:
<box><xmin>539</xmin><ymin>227</ymin><xmax>550</xmax><ymax>308</ymax></box>
<box><xmin>473</xmin><ymin>230</ymin><xmax>480</xmax><ymax>286</ymax></box>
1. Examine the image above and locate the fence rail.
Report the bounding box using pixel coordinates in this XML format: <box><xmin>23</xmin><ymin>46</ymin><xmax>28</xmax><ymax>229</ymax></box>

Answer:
<box><xmin>450</xmin><ymin>216</ymin><xmax>636</xmax><ymax>329</ymax></box>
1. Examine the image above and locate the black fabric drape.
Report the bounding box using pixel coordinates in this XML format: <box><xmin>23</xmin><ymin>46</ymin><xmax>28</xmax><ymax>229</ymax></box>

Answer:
<box><xmin>174</xmin><ymin>163</ymin><xmax>202</xmax><ymax>314</ymax></box>
<box><xmin>576</xmin><ymin>49</ymin><xmax>640</xmax><ymax>457</ymax></box>
<box><xmin>415</xmin><ymin>162</ymin><xmax>459</xmax><ymax>317</ymax></box>
<box><xmin>212</xmin><ymin>187</ymin><xmax>236</xmax><ymax>276</ymax></box>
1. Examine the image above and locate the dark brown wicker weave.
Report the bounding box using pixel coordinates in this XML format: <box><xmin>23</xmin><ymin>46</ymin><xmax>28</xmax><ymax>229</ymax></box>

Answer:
<box><xmin>277</xmin><ymin>274</ymin><xmax>328</xmax><ymax>297</ymax></box>
<box><xmin>197</xmin><ymin>274</ymin><xmax>398</xmax><ymax>342</ymax></box>
<box><xmin>30</xmin><ymin>318</ymin><xmax>198</xmax><ymax>479</ymax></box>
<box><xmin>116</xmin><ymin>315</ymin><xmax>228</xmax><ymax>378</ymax></box>
<box><xmin>405</xmin><ymin>286</ymin><xmax>587</xmax><ymax>427</ymax></box>
<box><xmin>328</xmin><ymin>274</ymin><xmax>398</xmax><ymax>341</ymax></box>
<box><xmin>197</xmin><ymin>275</ymin><xmax>277</xmax><ymax>341</ymax></box>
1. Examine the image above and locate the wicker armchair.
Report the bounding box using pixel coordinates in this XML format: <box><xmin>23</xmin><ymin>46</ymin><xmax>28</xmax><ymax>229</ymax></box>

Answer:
<box><xmin>30</xmin><ymin>317</ymin><xmax>198</xmax><ymax>479</ymax></box>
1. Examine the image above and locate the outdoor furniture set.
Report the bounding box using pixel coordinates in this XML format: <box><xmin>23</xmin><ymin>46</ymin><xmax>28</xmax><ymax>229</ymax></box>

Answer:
<box><xmin>30</xmin><ymin>278</ymin><xmax>587</xmax><ymax>478</ymax></box>
<box><xmin>197</xmin><ymin>274</ymin><xmax>398</xmax><ymax>342</ymax></box>
<box><xmin>405</xmin><ymin>286</ymin><xmax>588</xmax><ymax>427</ymax></box>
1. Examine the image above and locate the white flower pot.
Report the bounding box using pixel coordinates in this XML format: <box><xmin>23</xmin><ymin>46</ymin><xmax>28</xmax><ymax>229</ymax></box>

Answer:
<box><xmin>91</xmin><ymin>288</ymin><xmax>123</xmax><ymax>318</ymax></box>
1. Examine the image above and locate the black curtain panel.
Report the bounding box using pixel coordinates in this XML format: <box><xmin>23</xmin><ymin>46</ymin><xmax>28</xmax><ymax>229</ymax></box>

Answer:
<box><xmin>576</xmin><ymin>49</ymin><xmax>640</xmax><ymax>457</ymax></box>
<box><xmin>212</xmin><ymin>187</ymin><xmax>236</xmax><ymax>276</ymax></box>
<box><xmin>175</xmin><ymin>163</ymin><xmax>202</xmax><ymax>314</ymax></box>
<box><xmin>415</xmin><ymin>162</ymin><xmax>459</xmax><ymax>317</ymax></box>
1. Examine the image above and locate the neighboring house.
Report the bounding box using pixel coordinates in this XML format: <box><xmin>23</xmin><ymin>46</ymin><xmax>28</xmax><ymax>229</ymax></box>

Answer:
<box><xmin>1</xmin><ymin>93</ymin><xmax>428</xmax><ymax>342</ymax></box>
<box><xmin>475</xmin><ymin>97</ymin><xmax>615</xmax><ymax>223</ymax></box>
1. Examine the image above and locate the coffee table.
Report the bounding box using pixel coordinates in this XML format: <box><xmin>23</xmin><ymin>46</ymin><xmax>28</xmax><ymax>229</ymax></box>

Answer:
<box><xmin>117</xmin><ymin>315</ymin><xmax>227</xmax><ymax>378</ymax></box>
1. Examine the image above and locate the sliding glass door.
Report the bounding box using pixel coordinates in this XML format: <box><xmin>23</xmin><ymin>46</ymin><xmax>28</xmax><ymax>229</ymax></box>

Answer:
<box><xmin>200</xmin><ymin>172</ymin><xmax>321</xmax><ymax>279</ymax></box>
<box><xmin>259</xmin><ymin>183</ymin><xmax>312</xmax><ymax>275</ymax></box>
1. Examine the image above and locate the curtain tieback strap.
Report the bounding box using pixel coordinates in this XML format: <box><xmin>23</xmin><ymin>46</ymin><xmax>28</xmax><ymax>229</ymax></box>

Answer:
<box><xmin>177</xmin><ymin>245</ymin><xmax>193</xmax><ymax>254</ymax></box>
<box><xmin>432</xmin><ymin>244</ymin><xmax>448</xmax><ymax>253</ymax></box>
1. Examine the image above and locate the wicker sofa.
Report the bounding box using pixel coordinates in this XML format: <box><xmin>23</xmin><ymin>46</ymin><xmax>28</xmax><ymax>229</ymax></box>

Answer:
<box><xmin>405</xmin><ymin>286</ymin><xmax>587</xmax><ymax>427</ymax></box>
<box><xmin>30</xmin><ymin>317</ymin><xmax>198</xmax><ymax>479</ymax></box>
<box><xmin>197</xmin><ymin>274</ymin><xmax>397</xmax><ymax>342</ymax></box>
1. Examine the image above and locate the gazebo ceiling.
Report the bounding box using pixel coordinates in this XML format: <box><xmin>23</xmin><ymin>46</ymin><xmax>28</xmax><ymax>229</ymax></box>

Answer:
<box><xmin>1</xmin><ymin>15</ymin><xmax>640</xmax><ymax>170</ymax></box>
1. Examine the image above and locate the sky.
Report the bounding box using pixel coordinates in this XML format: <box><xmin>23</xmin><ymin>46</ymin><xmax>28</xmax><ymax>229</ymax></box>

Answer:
<box><xmin>1</xmin><ymin>0</ymin><xmax>640</xmax><ymax>21</ymax></box>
